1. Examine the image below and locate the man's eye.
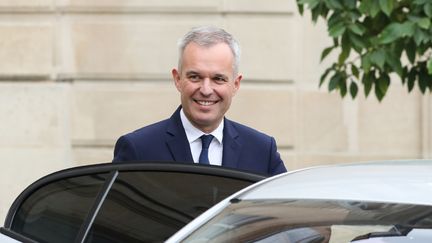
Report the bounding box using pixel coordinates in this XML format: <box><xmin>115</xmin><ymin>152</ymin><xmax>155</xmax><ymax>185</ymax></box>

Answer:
<box><xmin>188</xmin><ymin>75</ymin><xmax>200</xmax><ymax>81</ymax></box>
<box><xmin>214</xmin><ymin>77</ymin><xmax>227</xmax><ymax>83</ymax></box>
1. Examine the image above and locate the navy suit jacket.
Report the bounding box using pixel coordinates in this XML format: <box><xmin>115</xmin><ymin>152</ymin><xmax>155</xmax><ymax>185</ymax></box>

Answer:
<box><xmin>113</xmin><ymin>107</ymin><xmax>287</xmax><ymax>176</ymax></box>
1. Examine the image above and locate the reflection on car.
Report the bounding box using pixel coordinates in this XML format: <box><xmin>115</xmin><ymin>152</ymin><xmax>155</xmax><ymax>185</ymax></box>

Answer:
<box><xmin>0</xmin><ymin>162</ymin><xmax>265</xmax><ymax>242</ymax></box>
<box><xmin>168</xmin><ymin>160</ymin><xmax>432</xmax><ymax>243</ymax></box>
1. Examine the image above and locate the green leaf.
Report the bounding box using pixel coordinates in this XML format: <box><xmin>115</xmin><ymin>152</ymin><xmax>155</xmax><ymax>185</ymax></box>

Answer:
<box><xmin>378</xmin><ymin>22</ymin><xmax>415</xmax><ymax>44</ymax></box>
<box><xmin>401</xmin><ymin>66</ymin><xmax>408</xmax><ymax>84</ymax></box>
<box><xmin>311</xmin><ymin>2</ymin><xmax>328</xmax><ymax>22</ymax></box>
<box><xmin>414</xmin><ymin>0</ymin><xmax>429</xmax><ymax>4</ymax></box>
<box><xmin>358</xmin><ymin>0</ymin><xmax>371</xmax><ymax>14</ymax></box>
<box><xmin>351</xmin><ymin>65</ymin><xmax>360</xmax><ymax>79</ymax></box>
<box><xmin>405</xmin><ymin>39</ymin><xmax>416</xmax><ymax>64</ymax></box>
<box><xmin>349</xmin><ymin>81</ymin><xmax>358</xmax><ymax>98</ymax></box>
<box><xmin>370</xmin><ymin>0</ymin><xmax>381</xmax><ymax>17</ymax></box>
<box><xmin>384</xmin><ymin>50</ymin><xmax>403</xmax><ymax>77</ymax></box>
<box><xmin>348</xmin><ymin>32</ymin><xmax>367</xmax><ymax>53</ymax></box>
<box><xmin>374</xmin><ymin>73</ymin><xmax>388</xmax><ymax>101</ymax></box>
<box><xmin>347</xmin><ymin>9</ymin><xmax>362</xmax><ymax>22</ymax></box>
<box><xmin>407</xmin><ymin>68</ymin><xmax>416</xmax><ymax>92</ymax></box>
<box><xmin>348</xmin><ymin>23</ymin><xmax>366</xmax><ymax>36</ymax></box>
<box><xmin>428</xmin><ymin>59</ymin><xmax>432</xmax><ymax>75</ymax></box>
<box><xmin>320</xmin><ymin>67</ymin><xmax>333</xmax><ymax>87</ymax></box>
<box><xmin>339</xmin><ymin>33</ymin><xmax>351</xmax><ymax>65</ymax></box>
<box><xmin>377</xmin><ymin>73</ymin><xmax>390</xmax><ymax>94</ymax></box>
<box><xmin>311</xmin><ymin>4</ymin><xmax>321</xmax><ymax>22</ymax></box>
<box><xmin>339</xmin><ymin>76</ymin><xmax>348</xmax><ymax>97</ymax></box>
<box><xmin>413</xmin><ymin>28</ymin><xmax>429</xmax><ymax>45</ymax></box>
<box><xmin>393</xmin><ymin>39</ymin><xmax>405</xmax><ymax>58</ymax></box>
<box><xmin>379</xmin><ymin>0</ymin><xmax>394</xmax><ymax>17</ymax></box>
<box><xmin>328</xmin><ymin>12</ymin><xmax>343</xmax><ymax>28</ymax></box>
<box><xmin>325</xmin><ymin>0</ymin><xmax>344</xmax><ymax>10</ymax></box>
<box><xmin>399</xmin><ymin>21</ymin><xmax>416</xmax><ymax>37</ymax></box>
<box><xmin>343</xmin><ymin>0</ymin><xmax>357</xmax><ymax>9</ymax></box>
<box><xmin>369</xmin><ymin>36</ymin><xmax>380</xmax><ymax>47</ymax></box>
<box><xmin>370</xmin><ymin>49</ymin><xmax>386</xmax><ymax>70</ymax></box>
<box><xmin>319</xmin><ymin>5</ymin><xmax>330</xmax><ymax>19</ymax></box>
<box><xmin>333</xmin><ymin>38</ymin><xmax>339</xmax><ymax>46</ymax></box>
<box><xmin>297</xmin><ymin>3</ymin><xmax>304</xmax><ymax>15</ymax></box>
<box><xmin>378</xmin><ymin>24</ymin><xmax>402</xmax><ymax>44</ymax></box>
<box><xmin>418</xmin><ymin>68</ymin><xmax>429</xmax><ymax>93</ymax></box>
<box><xmin>321</xmin><ymin>46</ymin><xmax>334</xmax><ymax>62</ymax></box>
<box><xmin>375</xmin><ymin>83</ymin><xmax>384</xmax><ymax>101</ymax></box>
<box><xmin>417</xmin><ymin>18</ymin><xmax>430</xmax><ymax>29</ymax></box>
<box><xmin>359</xmin><ymin>0</ymin><xmax>380</xmax><ymax>17</ymax></box>
<box><xmin>425</xmin><ymin>3</ymin><xmax>432</xmax><ymax>17</ymax></box>
<box><xmin>361</xmin><ymin>53</ymin><xmax>372</xmax><ymax>74</ymax></box>
<box><xmin>408</xmin><ymin>15</ymin><xmax>431</xmax><ymax>29</ymax></box>
<box><xmin>362</xmin><ymin>72</ymin><xmax>373</xmax><ymax>97</ymax></box>
<box><xmin>328</xmin><ymin>72</ymin><xmax>342</xmax><ymax>91</ymax></box>
<box><xmin>329</xmin><ymin>22</ymin><xmax>346</xmax><ymax>37</ymax></box>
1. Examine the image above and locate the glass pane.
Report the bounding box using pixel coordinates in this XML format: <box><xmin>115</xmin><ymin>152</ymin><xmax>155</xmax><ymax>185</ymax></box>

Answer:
<box><xmin>184</xmin><ymin>199</ymin><xmax>432</xmax><ymax>242</ymax></box>
<box><xmin>11</xmin><ymin>173</ymin><xmax>108</xmax><ymax>243</ymax></box>
<box><xmin>85</xmin><ymin>171</ymin><xmax>252</xmax><ymax>242</ymax></box>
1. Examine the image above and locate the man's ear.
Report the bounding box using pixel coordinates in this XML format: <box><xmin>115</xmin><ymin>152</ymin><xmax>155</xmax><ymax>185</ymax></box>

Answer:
<box><xmin>233</xmin><ymin>74</ymin><xmax>242</xmax><ymax>94</ymax></box>
<box><xmin>172</xmin><ymin>68</ymin><xmax>181</xmax><ymax>91</ymax></box>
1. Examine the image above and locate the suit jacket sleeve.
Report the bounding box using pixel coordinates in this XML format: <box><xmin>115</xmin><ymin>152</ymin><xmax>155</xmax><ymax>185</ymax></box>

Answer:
<box><xmin>113</xmin><ymin>135</ymin><xmax>138</xmax><ymax>163</ymax></box>
<box><xmin>269</xmin><ymin>136</ymin><xmax>287</xmax><ymax>175</ymax></box>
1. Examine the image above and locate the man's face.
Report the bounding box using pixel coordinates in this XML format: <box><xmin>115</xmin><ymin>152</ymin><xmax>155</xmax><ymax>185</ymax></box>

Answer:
<box><xmin>172</xmin><ymin>42</ymin><xmax>242</xmax><ymax>133</ymax></box>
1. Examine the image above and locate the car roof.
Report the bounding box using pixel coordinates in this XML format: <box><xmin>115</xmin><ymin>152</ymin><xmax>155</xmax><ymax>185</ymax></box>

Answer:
<box><xmin>236</xmin><ymin>160</ymin><xmax>432</xmax><ymax>205</ymax></box>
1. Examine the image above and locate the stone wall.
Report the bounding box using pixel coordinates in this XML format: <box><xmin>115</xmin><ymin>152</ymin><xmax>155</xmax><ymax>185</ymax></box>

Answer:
<box><xmin>1</xmin><ymin>0</ymin><xmax>431</xmax><ymax>220</ymax></box>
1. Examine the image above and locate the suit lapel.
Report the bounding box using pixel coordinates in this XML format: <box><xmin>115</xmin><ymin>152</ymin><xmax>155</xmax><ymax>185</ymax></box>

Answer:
<box><xmin>165</xmin><ymin>107</ymin><xmax>194</xmax><ymax>163</ymax></box>
<box><xmin>222</xmin><ymin>119</ymin><xmax>242</xmax><ymax>169</ymax></box>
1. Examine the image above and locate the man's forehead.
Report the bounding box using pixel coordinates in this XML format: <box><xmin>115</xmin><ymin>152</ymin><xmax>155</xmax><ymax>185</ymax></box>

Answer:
<box><xmin>183</xmin><ymin>42</ymin><xmax>233</xmax><ymax>56</ymax></box>
<box><xmin>180</xmin><ymin>42</ymin><xmax>236</xmax><ymax>77</ymax></box>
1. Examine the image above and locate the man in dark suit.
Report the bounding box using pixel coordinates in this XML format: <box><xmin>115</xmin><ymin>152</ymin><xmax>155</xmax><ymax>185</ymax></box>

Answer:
<box><xmin>113</xmin><ymin>26</ymin><xmax>286</xmax><ymax>176</ymax></box>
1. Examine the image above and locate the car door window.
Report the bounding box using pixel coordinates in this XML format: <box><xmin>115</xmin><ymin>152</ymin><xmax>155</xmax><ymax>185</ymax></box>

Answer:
<box><xmin>9</xmin><ymin>173</ymin><xmax>108</xmax><ymax>243</ymax></box>
<box><xmin>85</xmin><ymin>171</ymin><xmax>253</xmax><ymax>243</ymax></box>
<box><xmin>2</xmin><ymin>163</ymin><xmax>264</xmax><ymax>243</ymax></box>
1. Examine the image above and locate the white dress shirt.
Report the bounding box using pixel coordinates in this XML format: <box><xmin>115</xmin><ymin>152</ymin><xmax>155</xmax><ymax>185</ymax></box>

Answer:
<box><xmin>180</xmin><ymin>109</ymin><xmax>223</xmax><ymax>166</ymax></box>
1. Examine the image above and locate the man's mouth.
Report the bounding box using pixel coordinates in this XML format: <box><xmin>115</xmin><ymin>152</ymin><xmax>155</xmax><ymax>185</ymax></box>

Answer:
<box><xmin>195</xmin><ymin>100</ymin><xmax>217</xmax><ymax>106</ymax></box>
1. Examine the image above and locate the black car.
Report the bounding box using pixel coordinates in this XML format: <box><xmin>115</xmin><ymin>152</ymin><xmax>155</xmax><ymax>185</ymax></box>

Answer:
<box><xmin>0</xmin><ymin>162</ymin><xmax>265</xmax><ymax>243</ymax></box>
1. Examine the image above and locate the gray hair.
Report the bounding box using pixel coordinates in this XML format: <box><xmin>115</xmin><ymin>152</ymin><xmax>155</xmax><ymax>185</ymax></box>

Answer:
<box><xmin>177</xmin><ymin>26</ymin><xmax>241</xmax><ymax>76</ymax></box>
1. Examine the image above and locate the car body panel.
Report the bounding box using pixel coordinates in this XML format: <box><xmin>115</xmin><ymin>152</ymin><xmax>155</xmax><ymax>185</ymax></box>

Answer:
<box><xmin>240</xmin><ymin>160</ymin><xmax>432</xmax><ymax>205</ymax></box>
<box><xmin>0</xmin><ymin>233</ymin><xmax>21</xmax><ymax>243</ymax></box>
<box><xmin>167</xmin><ymin>160</ymin><xmax>432</xmax><ymax>242</ymax></box>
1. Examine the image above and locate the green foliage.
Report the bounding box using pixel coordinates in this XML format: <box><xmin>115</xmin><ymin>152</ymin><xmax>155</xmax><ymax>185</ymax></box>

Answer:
<box><xmin>297</xmin><ymin>0</ymin><xmax>432</xmax><ymax>101</ymax></box>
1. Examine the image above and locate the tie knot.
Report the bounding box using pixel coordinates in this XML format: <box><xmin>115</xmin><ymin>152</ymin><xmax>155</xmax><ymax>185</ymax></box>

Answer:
<box><xmin>200</xmin><ymin>135</ymin><xmax>214</xmax><ymax>149</ymax></box>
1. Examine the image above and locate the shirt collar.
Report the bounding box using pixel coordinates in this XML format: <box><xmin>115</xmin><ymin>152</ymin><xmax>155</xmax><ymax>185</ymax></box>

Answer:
<box><xmin>180</xmin><ymin>108</ymin><xmax>223</xmax><ymax>144</ymax></box>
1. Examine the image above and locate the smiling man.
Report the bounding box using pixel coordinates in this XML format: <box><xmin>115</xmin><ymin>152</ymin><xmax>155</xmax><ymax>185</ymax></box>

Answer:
<box><xmin>113</xmin><ymin>26</ymin><xmax>286</xmax><ymax>176</ymax></box>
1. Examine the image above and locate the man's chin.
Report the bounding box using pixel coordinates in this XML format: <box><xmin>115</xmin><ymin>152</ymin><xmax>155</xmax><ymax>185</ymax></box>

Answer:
<box><xmin>195</xmin><ymin>118</ymin><xmax>215</xmax><ymax>127</ymax></box>
<box><xmin>191</xmin><ymin>116</ymin><xmax>222</xmax><ymax>131</ymax></box>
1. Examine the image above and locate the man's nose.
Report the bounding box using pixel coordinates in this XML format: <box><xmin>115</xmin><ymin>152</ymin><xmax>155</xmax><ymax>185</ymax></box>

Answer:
<box><xmin>200</xmin><ymin>78</ymin><xmax>213</xmax><ymax>96</ymax></box>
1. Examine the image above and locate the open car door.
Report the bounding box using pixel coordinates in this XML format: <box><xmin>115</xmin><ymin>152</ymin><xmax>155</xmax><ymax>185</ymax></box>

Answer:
<box><xmin>1</xmin><ymin>162</ymin><xmax>265</xmax><ymax>243</ymax></box>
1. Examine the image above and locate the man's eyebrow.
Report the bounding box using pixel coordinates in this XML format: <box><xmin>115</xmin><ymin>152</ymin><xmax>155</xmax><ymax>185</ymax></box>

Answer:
<box><xmin>185</xmin><ymin>71</ymin><xmax>200</xmax><ymax>76</ymax></box>
<box><xmin>213</xmin><ymin>73</ymin><xmax>229</xmax><ymax>79</ymax></box>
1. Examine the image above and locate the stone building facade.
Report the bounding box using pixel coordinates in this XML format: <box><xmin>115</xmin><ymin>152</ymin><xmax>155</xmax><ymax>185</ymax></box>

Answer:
<box><xmin>1</xmin><ymin>0</ymin><xmax>431</xmax><ymax>219</ymax></box>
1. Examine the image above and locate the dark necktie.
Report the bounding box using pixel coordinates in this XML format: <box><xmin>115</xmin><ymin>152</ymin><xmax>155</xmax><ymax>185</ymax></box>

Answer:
<box><xmin>199</xmin><ymin>135</ymin><xmax>214</xmax><ymax>164</ymax></box>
